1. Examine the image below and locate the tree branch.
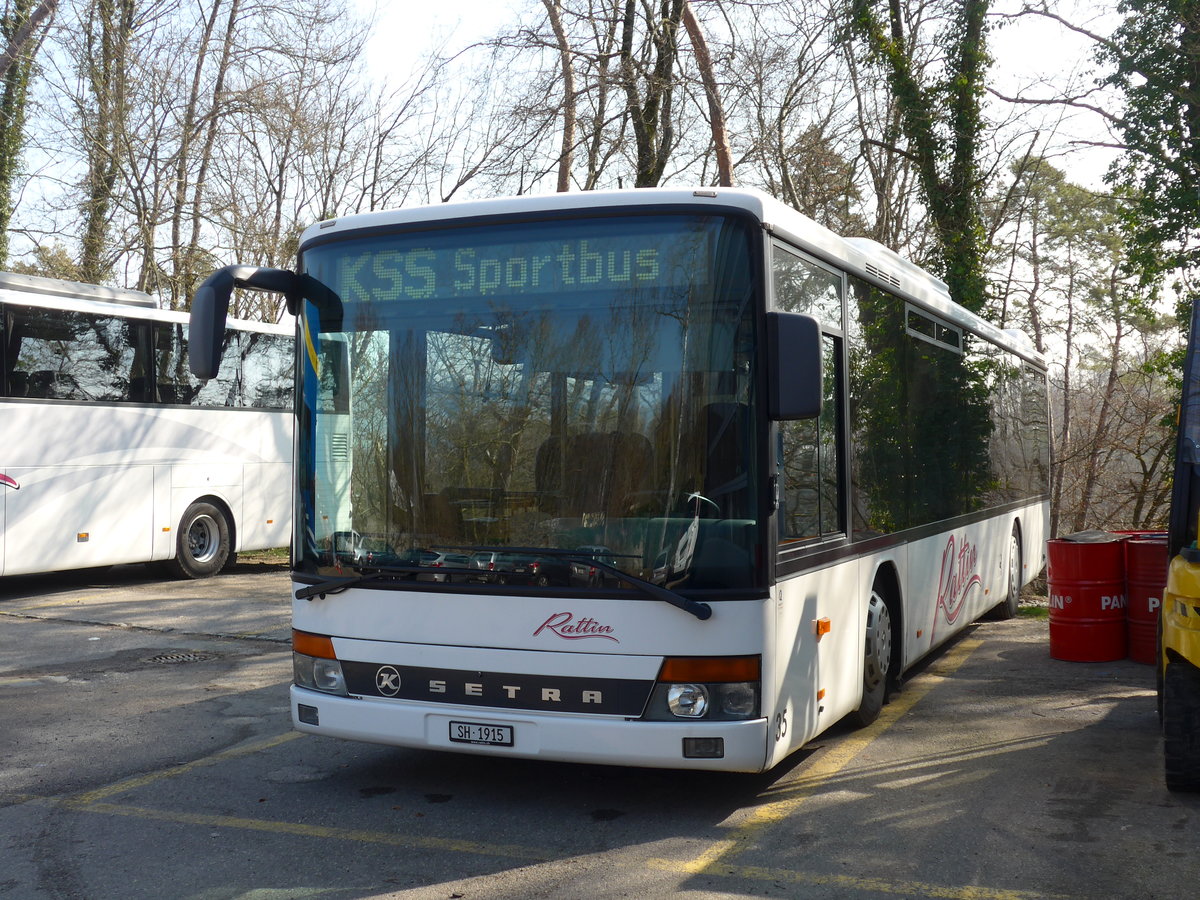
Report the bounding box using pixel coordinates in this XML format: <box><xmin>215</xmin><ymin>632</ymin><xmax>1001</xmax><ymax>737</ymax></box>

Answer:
<box><xmin>986</xmin><ymin>86</ymin><xmax>1125</xmax><ymax>127</ymax></box>
<box><xmin>0</xmin><ymin>0</ymin><xmax>58</xmax><ymax>79</ymax></box>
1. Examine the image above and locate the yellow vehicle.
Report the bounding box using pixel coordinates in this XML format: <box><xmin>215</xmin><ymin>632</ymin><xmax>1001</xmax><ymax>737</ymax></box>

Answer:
<box><xmin>1163</xmin><ymin>298</ymin><xmax>1200</xmax><ymax>792</ymax></box>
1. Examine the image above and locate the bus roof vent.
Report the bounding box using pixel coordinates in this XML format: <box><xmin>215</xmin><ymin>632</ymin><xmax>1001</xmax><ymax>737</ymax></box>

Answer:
<box><xmin>0</xmin><ymin>271</ymin><xmax>157</xmax><ymax>308</ymax></box>
<box><xmin>863</xmin><ymin>262</ymin><xmax>902</xmax><ymax>288</ymax></box>
<box><xmin>845</xmin><ymin>238</ymin><xmax>950</xmax><ymax>296</ymax></box>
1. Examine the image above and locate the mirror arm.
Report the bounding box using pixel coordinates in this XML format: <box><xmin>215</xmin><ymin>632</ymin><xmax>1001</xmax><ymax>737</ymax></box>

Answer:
<box><xmin>189</xmin><ymin>265</ymin><xmax>303</xmax><ymax>379</ymax></box>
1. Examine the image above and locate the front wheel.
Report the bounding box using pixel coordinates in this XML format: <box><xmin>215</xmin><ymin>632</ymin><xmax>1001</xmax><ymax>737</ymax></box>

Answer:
<box><xmin>850</xmin><ymin>589</ymin><xmax>893</xmax><ymax>727</ymax></box>
<box><xmin>164</xmin><ymin>501</ymin><xmax>231</xmax><ymax>579</ymax></box>
<box><xmin>1164</xmin><ymin>657</ymin><xmax>1200</xmax><ymax>792</ymax></box>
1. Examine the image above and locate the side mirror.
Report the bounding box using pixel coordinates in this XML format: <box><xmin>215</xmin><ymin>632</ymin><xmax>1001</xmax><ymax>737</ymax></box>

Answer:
<box><xmin>188</xmin><ymin>266</ymin><xmax>305</xmax><ymax>379</ymax></box>
<box><xmin>189</xmin><ymin>279</ymin><xmax>230</xmax><ymax>379</ymax></box>
<box><xmin>767</xmin><ymin>311</ymin><xmax>822</xmax><ymax>420</ymax></box>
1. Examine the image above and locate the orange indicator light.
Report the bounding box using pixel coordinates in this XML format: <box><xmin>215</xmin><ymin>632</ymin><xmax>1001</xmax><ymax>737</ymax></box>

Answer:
<box><xmin>658</xmin><ymin>656</ymin><xmax>760</xmax><ymax>683</ymax></box>
<box><xmin>293</xmin><ymin>629</ymin><xmax>337</xmax><ymax>659</ymax></box>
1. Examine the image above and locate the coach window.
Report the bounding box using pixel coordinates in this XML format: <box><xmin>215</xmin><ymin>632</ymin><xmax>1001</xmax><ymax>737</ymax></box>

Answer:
<box><xmin>241</xmin><ymin>332</ymin><xmax>292</xmax><ymax>410</ymax></box>
<box><xmin>772</xmin><ymin>243</ymin><xmax>845</xmax><ymax>543</ymax></box>
<box><xmin>7</xmin><ymin>307</ymin><xmax>143</xmax><ymax>402</ymax></box>
<box><xmin>155</xmin><ymin>323</ymin><xmax>243</xmax><ymax>407</ymax></box>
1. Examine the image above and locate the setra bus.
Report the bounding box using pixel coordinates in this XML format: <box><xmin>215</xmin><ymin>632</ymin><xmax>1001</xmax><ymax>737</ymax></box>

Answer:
<box><xmin>1</xmin><ymin>272</ymin><xmax>293</xmax><ymax>578</ymax></box>
<box><xmin>189</xmin><ymin>188</ymin><xmax>1049</xmax><ymax>772</ymax></box>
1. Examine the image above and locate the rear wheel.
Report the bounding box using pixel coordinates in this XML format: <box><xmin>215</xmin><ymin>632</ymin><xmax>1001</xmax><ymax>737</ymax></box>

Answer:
<box><xmin>988</xmin><ymin>525</ymin><xmax>1022</xmax><ymax>620</ymax></box>
<box><xmin>164</xmin><ymin>501</ymin><xmax>231</xmax><ymax>579</ymax></box>
<box><xmin>1164</xmin><ymin>657</ymin><xmax>1200</xmax><ymax>792</ymax></box>
<box><xmin>851</xmin><ymin>589</ymin><xmax>893</xmax><ymax>727</ymax></box>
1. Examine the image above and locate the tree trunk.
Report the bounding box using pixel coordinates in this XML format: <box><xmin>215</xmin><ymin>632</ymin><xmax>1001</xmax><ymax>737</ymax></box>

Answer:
<box><xmin>80</xmin><ymin>0</ymin><xmax>138</xmax><ymax>285</ymax></box>
<box><xmin>682</xmin><ymin>1</ymin><xmax>731</xmax><ymax>186</ymax></box>
<box><xmin>849</xmin><ymin>0</ymin><xmax>991</xmax><ymax>312</ymax></box>
<box><xmin>619</xmin><ymin>0</ymin><xmax>685</xmax><ymax>188</ymax></box>
<box><xmin>542</xmin><ymin>0</ymin><xmax>575</xmax><ymax>192</ymax></box>
<box><xmin>0</xmin><ymin>0</ymin><xmax>41</xmax><ymax>266</ymax></box>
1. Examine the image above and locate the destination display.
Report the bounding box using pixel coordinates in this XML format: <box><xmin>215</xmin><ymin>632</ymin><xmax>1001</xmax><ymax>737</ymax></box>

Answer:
<box><xmin>309</xmin><ymin>217</ymin><xmax>716</xmax><ymax>303</ymax></box>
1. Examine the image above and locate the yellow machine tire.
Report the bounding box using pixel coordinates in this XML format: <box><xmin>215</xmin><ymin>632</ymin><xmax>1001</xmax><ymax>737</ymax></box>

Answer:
<box><xmin>1163</xmin><ymin>656</ymin><xmax>1200</xmax><ymax>792</ymax></box>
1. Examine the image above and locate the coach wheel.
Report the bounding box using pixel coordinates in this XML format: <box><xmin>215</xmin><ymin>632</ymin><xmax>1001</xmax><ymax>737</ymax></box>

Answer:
<box><xmin>167</xmin><ymin>501</ymin><xmax>231</xmax><ymax>579</ymax></box>
<box><xmin>851</xmin><ymin>589</ymin><xmax>893</xmax><ymax>728</ymax></box>
<box><xmin>989</xmin><ymin>525</ymin><xmax>1022</xmax><ymax>621</ymax></box>
<box><xmin>1163</xmin><ymin>657</ymin><xmax>1200</xmax><ymax>792</ymax></box>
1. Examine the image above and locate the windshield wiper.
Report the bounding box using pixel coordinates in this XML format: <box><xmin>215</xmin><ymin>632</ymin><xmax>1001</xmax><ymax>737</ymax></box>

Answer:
<box><xmin>444</xmin><ymin>545</ymin><xmax>713</xmax><ymax>622</ymax></box>
<box><xmin>295</xmin><ymin>565</ymin><xmax>426</xmax><ymax>600</ymax></box>
<box><xmin>582</xmin><ymin>555</ymin><xmax>713</xmax><ymax>621</ymax></box>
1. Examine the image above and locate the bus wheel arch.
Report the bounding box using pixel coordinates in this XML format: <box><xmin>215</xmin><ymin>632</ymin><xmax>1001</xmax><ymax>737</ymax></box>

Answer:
<box><xmin>165</xmin><ymin>497</ymin><xmax>234</xmax><ymax>579</ymax></box>
<box><xmin>851</xmin><ymin>563</ymin><xmax>902</xmax><ymax>728</ymax></box>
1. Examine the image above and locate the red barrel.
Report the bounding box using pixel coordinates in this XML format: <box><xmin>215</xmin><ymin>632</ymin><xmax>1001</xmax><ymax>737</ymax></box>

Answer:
<box><xmin>1125</xmin><ymin>536</ymin><xmax>1167</xmax><ymax>665</ymax></box>
<box><xmin>1047</xmin><ymin>537</ymin><xmax>1127</xmax><ymax>662</ymax></box>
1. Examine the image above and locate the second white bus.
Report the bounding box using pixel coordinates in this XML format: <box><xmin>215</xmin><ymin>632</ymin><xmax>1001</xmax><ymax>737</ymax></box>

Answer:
<box><xmin>0</xmin><ymin>272</ymin><xmax>293</xmax><ymax>578</ymax></box>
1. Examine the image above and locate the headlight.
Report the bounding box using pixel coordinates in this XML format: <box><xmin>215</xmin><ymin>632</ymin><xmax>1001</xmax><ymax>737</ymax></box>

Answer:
<box><xmin>716</xmin><ymin>682</ymin><xmax>758</xmax><ymax>717</ymax></box>
<box><xmin>293</xmin><ymin>652</ymin><xmax>348</xmax><ymax>696</ymax></box>
<box><xmin>645</xmin><ymin>681</ymin><xmax>760</xmax><ymax>721</ymax></box>
<box><xmin>667</xmin><ymin>683</ymin><xmax>709</xmax><ymax>717</ymax></box>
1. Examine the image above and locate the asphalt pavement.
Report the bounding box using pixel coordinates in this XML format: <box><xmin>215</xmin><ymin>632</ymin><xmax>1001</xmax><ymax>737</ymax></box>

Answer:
<box><xmin>1</xmin><ymin>563</ymin><xmax>1198</xmax><ymax>899</ymax></box>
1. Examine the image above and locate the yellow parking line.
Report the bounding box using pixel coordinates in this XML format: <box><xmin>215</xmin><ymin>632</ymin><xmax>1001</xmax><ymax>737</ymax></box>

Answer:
<box><xmin>651</xmin><ymin>637</ymin><xmax>989</xmax><ymax>877</ymax></box>
<box><xmin>68</xmin><ymin>731</ymin><xmax>302</xmax><ymax>806</ymax></box>
<box><xmin>74</xmin><ymin>801</ymin><xmax>552</xmax><ymax>860</ymax></box>
<box><xmin>649</xmin><ymin>857</ymin><xmax>1067</xmax><ymax>900</ymax></box>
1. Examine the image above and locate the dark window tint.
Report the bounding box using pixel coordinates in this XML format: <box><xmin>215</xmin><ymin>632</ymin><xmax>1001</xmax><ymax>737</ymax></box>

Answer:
<box><xmin>0</xmin><ymin>304</ymin><xmax>291</xmax><ymax>410</ymax></box>
<box><xmin>848</xmin><ymin>276</ymin><xmax>1046</xmax><ymax>539</ymax></box>
<box><xmin>779</xmin><ymin>334</ymin><xmax>843</xmax><ymax>541</ymax></box>
<box><xmin>242</xmin><ymin>332</ymin><xmax>293</xmax><ymax>409</ymax></box>
<box><xmin>154</xmin><ymin>323</ymin><xmax>292</xmax><ymax>409</ymax></box>
<box><xmin>3</xmin><ymin>306</ymin><xmax>149</xmax><ymax>402</ymax></box>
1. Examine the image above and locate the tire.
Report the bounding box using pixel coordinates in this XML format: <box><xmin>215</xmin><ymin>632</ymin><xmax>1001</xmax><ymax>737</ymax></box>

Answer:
<box><xmin>988</xmin><ymin>525</ymin><xmax>1022</xmax><ymax>620</ymax></box>
<box><xmin>1156</xmin><ymin>614</ymin><xmax>1165</xmax><ymax>728</ymax></box>
<box><xmin>850</xmin><ymin>589</ymin><xmax>893</xmax><ymax>727</ymax></box>
<box><xmin>1163</xmin><ymin>657</ymin><xmax>1200</xmax><ymax>792</ymax></box>
<box><xmin>165</xmin><ymin>501</ymin><xmax>231</xmax><ymax>579</ymax></box>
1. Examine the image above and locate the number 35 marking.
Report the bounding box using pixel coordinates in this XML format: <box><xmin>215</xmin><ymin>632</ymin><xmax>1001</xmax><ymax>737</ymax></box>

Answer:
<box><xmin>774</xmin><ymin>709</ymin><xmax>788</xmax><ymax>742</ymax></box>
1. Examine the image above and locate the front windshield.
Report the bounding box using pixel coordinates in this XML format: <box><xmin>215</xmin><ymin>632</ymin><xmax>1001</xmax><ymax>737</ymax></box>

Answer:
<box><xmin>297</xmin><ymin>211</ymin><xmax>763</xmax><ymax>593</ymax></box>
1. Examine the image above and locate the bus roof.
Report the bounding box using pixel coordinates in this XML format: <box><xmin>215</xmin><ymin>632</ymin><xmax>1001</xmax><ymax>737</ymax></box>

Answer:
<box><xmin>0</xmin><ymin>271</ymin><xmax>156</xmax><ymax>307</ymax></box>
<box><xmin>0</xmin><ymin>273</ymin><xmax>291</xmax><ymax>336</ymax></box>
<box><xmin>298</xmin><ymin>187</ymin><xmax>1044</xmax><ymax>368</ymax></box>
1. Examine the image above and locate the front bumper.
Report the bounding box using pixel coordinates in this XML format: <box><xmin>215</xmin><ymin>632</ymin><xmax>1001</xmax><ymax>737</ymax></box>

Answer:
<box><xmin>290</xmin><ymin>686</ymin><xmax>771</xmax><ymax>772</ymax></box>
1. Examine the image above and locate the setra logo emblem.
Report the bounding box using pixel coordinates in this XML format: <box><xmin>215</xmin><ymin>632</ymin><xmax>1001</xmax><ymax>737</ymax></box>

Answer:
<box><xmin>375</xmin><ymin>665</ymin><xmax>402</xmax><ymax>696</ymax></box>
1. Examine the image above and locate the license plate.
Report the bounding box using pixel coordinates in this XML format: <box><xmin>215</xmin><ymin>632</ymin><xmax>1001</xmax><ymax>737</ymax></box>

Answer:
<box><xmin>449</xmin><ymin>720</ymin><xmax>514</xmax><ymax>746</ymax></box>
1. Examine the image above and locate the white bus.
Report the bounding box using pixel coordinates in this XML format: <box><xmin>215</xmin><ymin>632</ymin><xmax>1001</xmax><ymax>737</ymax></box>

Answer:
<box><xmin>190</xmin><ymin>188</ymin><xmax>1049</xmax><ymax>772</ymax></box>
<box><xmin>1</xmin><ymin>272</ymin><xmax>293</xmax><ymax>578</ymax></box>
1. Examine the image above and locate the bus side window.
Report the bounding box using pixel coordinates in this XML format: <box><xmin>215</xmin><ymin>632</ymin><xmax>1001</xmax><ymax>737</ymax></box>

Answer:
<box><xmin>772</xmin><ymin>243</ymin><xmax>845</xmax><ymax>543</ymax></box>
<box><xmin>241</xmin><ymin>332</ymin><xmax>293</xmax><ymax>410</ymax></box>
<box><xmin>9</xmin><ymin>307</ymin><xmax>142</xmax><ymax>402</ymax></box>
<box><xmin>778</xmin><ymin>336</ymin><xmax>843</xmax><ymax>540</ymax></box>
<box><xmin>156</xmin><ymin>323</ymin><xmax>243</xmax><ymax>407</ymax></box>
